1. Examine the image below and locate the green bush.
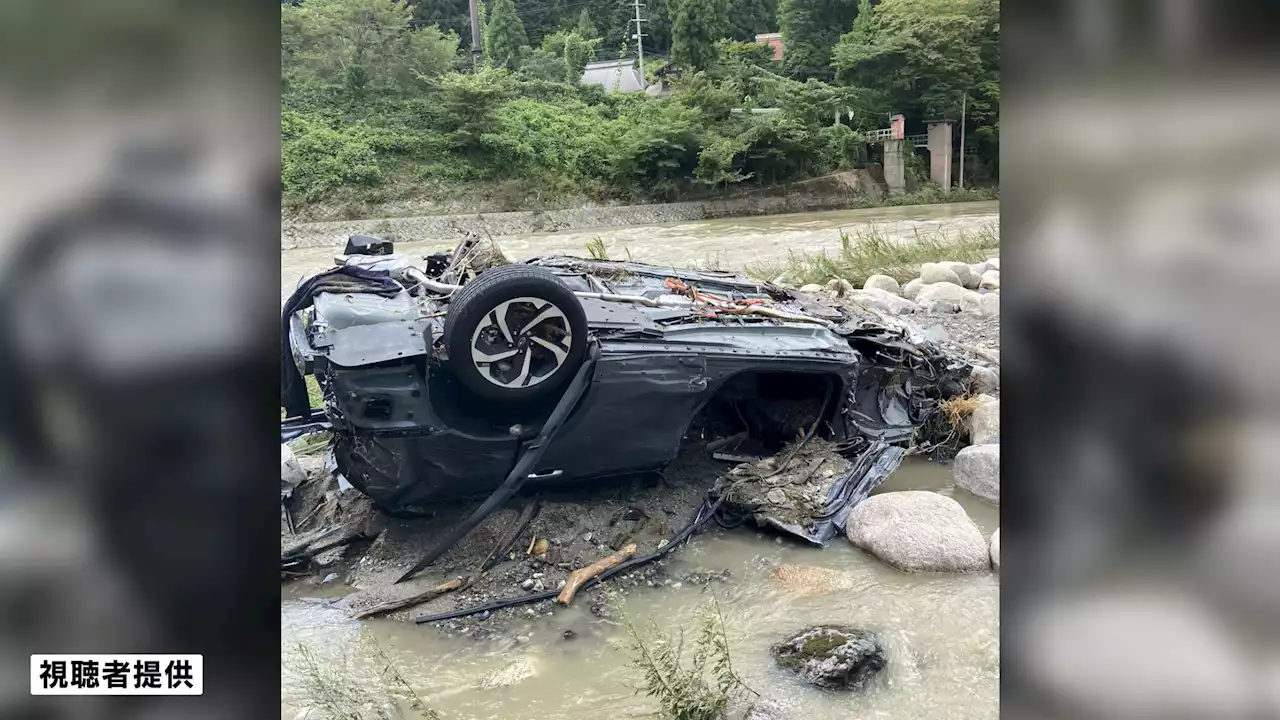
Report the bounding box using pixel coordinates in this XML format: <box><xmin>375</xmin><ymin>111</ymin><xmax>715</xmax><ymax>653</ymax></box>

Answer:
<box><xmin>282</xmin><ymin>119</ymin><xmax>384</xmax><ymax>202</ymax></box>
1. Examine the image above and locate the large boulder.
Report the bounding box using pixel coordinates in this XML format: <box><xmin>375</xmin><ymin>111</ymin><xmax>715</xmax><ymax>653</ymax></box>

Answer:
<box><xmin>902</xmin><ymin>277</ymin><xmax>923</xmax><ymax>300</ymax></box>
<box><xmin>862</xmin><ymin>274</ymin><xmax>901</xmax><ymax>295</ymax></box>
<box><xmin>919</xmin><ymin>263</ymin><xmax>963</xmax><ymax>286</ymax></box>
<box><xmin>969</xmin><ymin>261</ymin><xmax>991</xmax><ymax>278</ymax></box>
<box><xmin>979</xmin><ymin>291</ymin><xmax>1000</xmax><ymax>317</ymax></box>
<box><xmin>952</xmin><ymin>444</ymin><xmax>1000</xmax><ymax>504</ymax></box>
<box><xmin>915</xmin><ymin>282</ymin><xmax>982</xmax><ymax>313</ymax></box>
<box><xmin>845</xmin><ymin>491</ymin><xmax>990</xmax><ymax>572</ymax></box>
<box><xmin>915</xmin><ymin>281</ymin><xmax>968</xmax><ymax>306</ymax></box>
<box><xmin>770</xmin><ymin>626</ymin><xmax>887</xmax><ymax>691</ymax></box>
<box><xmin>847</xmin><ymin>288</ymin><xmax>920</xmax><ymax>315</ymax></box>
<box><xmin>939</xmin><ymin>261</ymin><xmax>977</xmax><ymax>289</ymax></box>
<box><xmin>980</xmin><ymin>270</ymin><xmax>1000</xmax><ymax>290</ymax></box>
<box><xmin>986</xmin><ymin>257</ymin><xmax>1000</xmax><ymax>271</ymax></box>
<box><xmin>990</xmin><ymin>528</ymin><xmax>1000</xmax><ymax>570</ymax></box>
<box><xmin>969</xmin><ymin>399</ymin><xmax>1000</xmax><ymax>445</ymax></box>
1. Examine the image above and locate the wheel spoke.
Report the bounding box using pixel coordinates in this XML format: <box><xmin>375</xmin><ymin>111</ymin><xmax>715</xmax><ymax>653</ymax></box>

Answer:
<box><xmin>530</xmin><ymin>335</ymin><xmax>568</xmax><ymax>365</ymax></box>
<box><xmin>488</xmin><ymin>303</ymin><xmax>516</xmax><ymax>345</ymax></box>
<box><xmin>473</xmin><ymin>347</ymin><xmax>520</xmax><ymax>363</ymax></box>
<box><xmin>517</xmin><ymin>303</ymin><xmax>567</xmax><ymax>337</ymax></box>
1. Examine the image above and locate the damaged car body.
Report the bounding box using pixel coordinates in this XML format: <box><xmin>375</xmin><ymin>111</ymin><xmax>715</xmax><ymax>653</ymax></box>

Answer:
<box><xmin>281</xmin><ymin>236</ymin><xmax>970</xmax><ymax>544</ymax></box>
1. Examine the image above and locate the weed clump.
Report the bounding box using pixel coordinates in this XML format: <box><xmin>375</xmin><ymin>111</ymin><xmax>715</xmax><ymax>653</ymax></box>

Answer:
<box><xmin>623</xmin><ymin>598</ymin><xmax>756</xmax><ymax>720</ymax></box>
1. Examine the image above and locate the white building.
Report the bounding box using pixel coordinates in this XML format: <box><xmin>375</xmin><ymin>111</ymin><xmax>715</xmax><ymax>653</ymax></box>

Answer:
<box><xmin>580</xmin><ymin>59</ymin><xmax>646</xmax><ymax>94</ymax></box>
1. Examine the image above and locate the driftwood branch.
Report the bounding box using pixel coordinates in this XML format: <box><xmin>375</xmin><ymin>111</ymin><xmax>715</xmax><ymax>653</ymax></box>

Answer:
<box><xmin>556</xmin><ymin>543</ymin><xmax>637</xmax><ymax>606</ymax></box>
<box><xmin>351</xmin><ymin>576</ymin><xmax>468</xmax><ymax>620</ymax></box>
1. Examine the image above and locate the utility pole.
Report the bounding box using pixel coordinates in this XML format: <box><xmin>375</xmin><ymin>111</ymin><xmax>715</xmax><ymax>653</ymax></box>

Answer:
<box><xmin>468</xmin><ymin>0</ymin><xmax>483</xmax><ymax>67</ymax></box>
<box><xmin>958</xmin><ymin>92</ymin><xmax>967</xmax><ymax>190</ymax></box>
<box><xmin>632</xmin><ymin>0</ymin><xmax>647</xmax><ymax>80</ymax></box>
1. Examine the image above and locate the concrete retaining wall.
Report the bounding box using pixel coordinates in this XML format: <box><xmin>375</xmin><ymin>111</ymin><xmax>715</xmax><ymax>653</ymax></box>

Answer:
<box><xmin>281</xmin><ymin>173</ymin><xmax>876</xmax><ymax>250</ymax></box>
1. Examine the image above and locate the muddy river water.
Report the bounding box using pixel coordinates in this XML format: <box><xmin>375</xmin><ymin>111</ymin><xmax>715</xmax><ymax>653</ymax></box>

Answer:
<box><xmin>281</xmin><ymin>201</ymin><xmax>999</xmax><ymax>294</ymax></box>
<box><xmin>281</xmin><ymin>461</ymin><xmax>999</xmax><ymax>720</ymax></box>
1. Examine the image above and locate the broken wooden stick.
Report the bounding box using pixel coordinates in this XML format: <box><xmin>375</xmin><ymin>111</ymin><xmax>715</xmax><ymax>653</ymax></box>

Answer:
<box><xmin>480</xmin><ymin>498</ymin><xmax>542</xmax><ymax>572</ymax></box>
<box><xmin>351</xmin><ymin>576</ymin><xmax>467</xmax><ymax>620</ymax></box>
<box><xmin>556</xmin><ymin>543</ymin><xmax>637</xmax><ymax>606</ymax></box>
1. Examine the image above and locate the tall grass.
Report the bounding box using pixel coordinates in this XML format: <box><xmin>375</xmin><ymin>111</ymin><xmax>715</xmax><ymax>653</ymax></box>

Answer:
<box><xmin>623</xmin><ymin>598</ymin><xmax>755</xmax><ymax>720</ymax></box>
<box><xmin>284</xmin><ymin>642</ymin><xmax>439</xmax><ymax>720</ymax></box>
<box><xmin>747</xmin><ymin>225</ymin><xmax>999</xmax><ymax>288</ymax></box>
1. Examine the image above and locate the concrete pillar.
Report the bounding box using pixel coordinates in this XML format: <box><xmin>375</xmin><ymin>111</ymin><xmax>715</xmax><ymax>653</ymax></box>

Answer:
<box><xmin>883</xmin><ymin>139</ymin><xmax>906</xmax><ymax>194</ymax></box>
<box><xmin>926</xmin><ymin>121</ymin><xmax>954</xmax><ymax>191</ymax></box>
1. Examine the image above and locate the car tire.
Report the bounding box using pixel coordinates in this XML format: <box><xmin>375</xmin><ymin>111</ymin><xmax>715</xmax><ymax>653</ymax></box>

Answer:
<box><xmin>443</xmin><ymin>264</ymin><xmax>588</xmax><ymax>403</ymax></box>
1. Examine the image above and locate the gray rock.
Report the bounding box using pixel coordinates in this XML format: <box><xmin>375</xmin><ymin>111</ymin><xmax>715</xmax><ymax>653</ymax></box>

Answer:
<box><xmin>969</xmin><ymin>261</ymin><xmax>991</xmax><ymax>278</ymax></box>
<box><xmin>862</xmin><ymin>274</ymin><xmax>901</xmax><ymax>295</ymax></box>
<box><xmin>990</xmin><ymin>528</ymin><xmax>1000</xmax><ymax>570</ymax></box>
<box><xmin>847</xmin><ymin>288</ymin><xmax>920</xmax><ymax>315</ymax></box>
<box><xmin>939</xmin><ymin>261</ymin><xmax>977</xmax><ymax>289</ymax></box>
<box><xmin>986</xmin><ymin>257</ymin><xmax>1000</xmax><ymax>271</ymax></box>
<box><xmin>952</xmin><ymin>444</ymin><xmax>1000</xmax><ymax>504</ymax></box>
<box><xmin>771</xmin><ymin>274</ymin><xmax>792</xmax><ymax>286</ymax></box>
<box><xmin>742</xmin><ymin>698</ymin><xmax>791</xmax><ymax>720</ymax></box>
<box><xmin>920</xmin><ymin>263</ymin><xmax>963</xmax><ymax>286</ymax></box>
<box><xmin>969</xmin><ymin>399</ymin><xmax>1000</xmax><ymax>445</ymax></box>
<box><xmin>845</xmin><ymin>491</ymin><xmax>990</xmax><ymax>572</ymax></box>
<box><xmin>770</xmin><ymin>626</ymin><xmax>887</xmax><ymax>690</ymax></box>
<box><xmin>979</xmin><ymin>291</ymin><xmax>1000</xmax><ymax>317</ymax></box>
<box><xmin>914</xmin><ymin>281</ymin><xmax>972</xmax><ymax>315</ymax></box>
<box><xmin>959</xmin><ymin>289</ymin><xmax>984</xmax><ymax>314</ymax></box>
<box><xmin>766</xmin><ymin>488</ymin><xmax>788</xmax><ymax>505</ymax></box>
<box><xmin>321</xmin><ymin>572</ymin><xmax>339</xmax><ymax>584</ymax></box>
<box><xmin>825</xmin><ymin>278</ymin><xmax>855</xmax><ymax>298</ymax></box>
<box><xmin>980</xmin><ymin>269</ymin><xmax>1000</xmax><ymax>290</ymax></box>
<box><xmin>902</xmin><ymin>277</ymin><xmax>923</xmax><ymax>300</ymax></box>
<box><xmin>799</xmin><ymin>283</ymin><xmax>824</xmax><ymax>294</ymax></box>
<box><xmin>521</xmin><ymin>578</ymin><xmax>535</xmax><ymax>591</ymax></box>
<box><xmin>969</xmin><ymin>365</ymin><xmax>999</xmax><ymax>394</ymax></box>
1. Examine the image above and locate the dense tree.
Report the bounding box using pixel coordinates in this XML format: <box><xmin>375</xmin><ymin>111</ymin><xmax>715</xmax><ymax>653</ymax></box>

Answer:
<box><xmin>726</xmin><ymin>0</ymin><xmax>776</xmax><ymax>41</ymax></box>
<box><xmin>671</xmin><ymin>0</ymin><xmax>728</xmax><ymax>71</ymax></box>
<box><xmin>282</xmin><ymin>0</ymin><xmax>460</xmax><ymax>92</ymax></box>
<box><xmin>832</xmin><ymin>0</ymin><xmax>993</xmax><ymax>119</ymax></box>
<box><xmin>484</xmin><ymin>0</ymin><xmax>528</xmax><ymax>68</ymax></box>
<box><xmin>408</xmin><ymin>0</ymin><xmax>471</xmax><ymax>45</ymax></box>
<box><xmin>778</xmin><ymin>0</ymin><xmax>857</xmax><ymax>79</ymax></box>
<box><xmin>576</xmin><ymin>8</ymin><xmax>597</xmax><ymax>37</ymax></box>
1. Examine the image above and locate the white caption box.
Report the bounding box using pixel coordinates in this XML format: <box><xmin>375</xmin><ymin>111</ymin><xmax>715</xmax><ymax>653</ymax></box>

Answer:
<box><xmin>31</xmin><ymin>654</ymin><xmax>203</xmax><ymax>696</ymax></box>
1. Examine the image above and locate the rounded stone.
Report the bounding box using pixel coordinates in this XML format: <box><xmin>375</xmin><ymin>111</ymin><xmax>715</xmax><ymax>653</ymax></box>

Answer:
<box><xmin>969</xmin><ymin>399</ymin><xmax>1000</xmax><ymax>445</ymax></box>
<box><xmin>990</xmin><ymin>528</ymin><xmax>1000</xmax><ymax>570</ymax></box>
<box><xmin>920</xmin><ymin>263</ymin><xmax>963</xmax><ymax>286</ymax></box>
<box><xmin>980</xmin><ymin>269</ymin><xmax>1000</xmax><ymax>290</ymax></box>
<box><xmin>902</xmin><ymin>277</ymin><xmax>923</xmax><ymax>300</ymax></box>
<box><xmin>952</xmin><ymin>444</ymin><xmax>1000</xmax><ymax>504</ymax></box>
<box><xmin>799</xmin><ymin>283</ymin><xmax>824</xmax><ymax>294</ymax></box>
<box><xmin>939</xmin><ymin>261</ymin><xmax>977</xmax><ymax>288</ymax></box>
<box><xmin>862</xmin><ymin>274</ymin><xmax>901</xmax><ymax>295</ymax></box>
<box><xmin>845</xmin><ymin>491</ymin><xmax>990</xmax><ymax>572</ymax></box>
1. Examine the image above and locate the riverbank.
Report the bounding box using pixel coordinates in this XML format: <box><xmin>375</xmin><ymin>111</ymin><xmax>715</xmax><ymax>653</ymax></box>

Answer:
<box><xmin>281</xmin><ymin>185</ymin><xmax>997</xmax><ymax>251</ymax></box>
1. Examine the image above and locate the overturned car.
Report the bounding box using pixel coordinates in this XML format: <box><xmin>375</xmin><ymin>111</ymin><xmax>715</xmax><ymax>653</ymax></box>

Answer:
<box><xmin>281</xmin><ymin>236</ymin><xmax>969</xmax><ymax>523</ymax></box>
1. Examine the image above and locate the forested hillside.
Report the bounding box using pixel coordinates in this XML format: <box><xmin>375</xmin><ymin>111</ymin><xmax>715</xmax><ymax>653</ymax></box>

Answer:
<box><xmin>281</xmin><ymin>0</ymin><xmax>998</xmax><ymax>218</ymax></box>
